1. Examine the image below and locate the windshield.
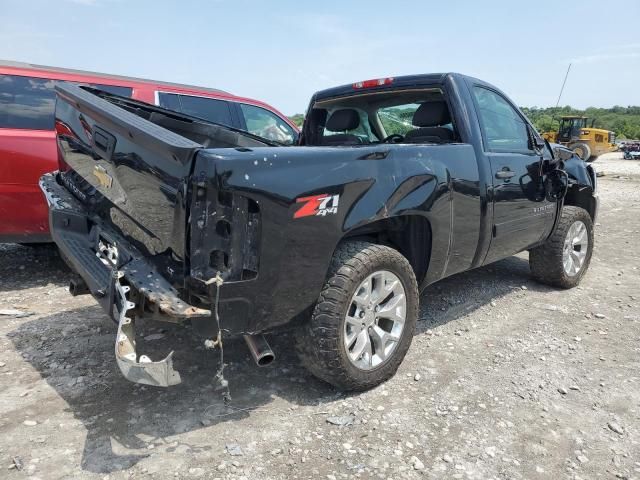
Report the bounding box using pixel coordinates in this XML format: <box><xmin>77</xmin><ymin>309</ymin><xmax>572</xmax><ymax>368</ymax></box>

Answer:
<box><xmin>239</xmin><ymin>103</ymin><xmax>297</xmax><ymax>145</ymax></box>
<box><xmin>562</xmin><ymin>118</ymin><xmax>586</xmax><ymax>129</ymax></box>
<box><xmin>378</xmin><ymin>103</ymin><xmax>421</xmax><ymax>136</ymax></box>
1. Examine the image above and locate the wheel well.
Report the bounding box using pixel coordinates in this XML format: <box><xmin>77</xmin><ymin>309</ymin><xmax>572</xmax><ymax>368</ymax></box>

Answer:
<box><xmin>343</xmin><ymin>215</ymin><xmax>431</xmax><ymax>284</ymax></box>
<box><xmin>564</xmin><ymin>185</ymin><xmax>596</xmax><ymax>221</ymax></box>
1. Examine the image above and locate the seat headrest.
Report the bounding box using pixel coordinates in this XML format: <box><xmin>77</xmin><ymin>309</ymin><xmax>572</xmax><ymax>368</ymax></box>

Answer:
<box><xmin>412</xmin><ymin>101</ymin><xmax>451</xmax><ymax>127</ymax></box>
<box><xmin>326</xmin><ymin>109</ymin><xmax>360</xmax><ymax>132</ymax></box>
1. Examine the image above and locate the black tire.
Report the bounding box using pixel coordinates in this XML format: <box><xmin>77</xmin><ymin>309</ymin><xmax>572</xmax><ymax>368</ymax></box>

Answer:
<box><xmin>295</xmin><ymin>241</ymin><xmax>418</xmax><ymax>391</ymax></box>
<box><xmin>529</xmin><ymin>206</ymin><xmax>594</xmax><ymax>289</ymax></box>
<box><xmin>586</xmin><ymin>155</ymin><xmax>597</xmax><ymax>162</ymax></box>
<box><xmin>570</xmin><ymin>142</ymin><xmax>591</xmax><ymax>161</ymax></box>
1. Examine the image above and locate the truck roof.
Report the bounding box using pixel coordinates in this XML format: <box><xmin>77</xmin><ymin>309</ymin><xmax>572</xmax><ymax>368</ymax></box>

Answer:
<box><xmin>313</xmin><ymin>73</ymin><xmax>454</xmax><ymax>101</ymax></box>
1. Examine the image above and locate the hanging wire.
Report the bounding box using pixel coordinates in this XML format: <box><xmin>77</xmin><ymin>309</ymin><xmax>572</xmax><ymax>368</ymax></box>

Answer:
<box><xmin>204</xmin><ymin>272</ymin><xmax>231</xmax><ymax>405</ymax></box>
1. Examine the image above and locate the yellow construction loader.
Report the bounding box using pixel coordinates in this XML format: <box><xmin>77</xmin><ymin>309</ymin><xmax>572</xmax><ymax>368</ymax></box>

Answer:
<box><xmin>543</xmin><ymin>115</ymin><xmax>616</xmax><ymax>161</ymax></box>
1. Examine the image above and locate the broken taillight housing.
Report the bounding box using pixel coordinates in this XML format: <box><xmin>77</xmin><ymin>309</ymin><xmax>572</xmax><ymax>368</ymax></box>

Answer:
<box><xmin>55</xmin><ymin>119</ymin><xmax>72</xmax><ymax>172</ymax></box>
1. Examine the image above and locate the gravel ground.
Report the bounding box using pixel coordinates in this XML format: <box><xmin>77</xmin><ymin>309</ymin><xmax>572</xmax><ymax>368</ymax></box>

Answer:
<box><xmin>593</xmin><ymin>152</ymin><xmax>640</xmax><ymax>177</ymax></box>
<box><xmin>0</xmin><ymin>153</ymin><xmax>639</xmax><ymax>480</ymax></box>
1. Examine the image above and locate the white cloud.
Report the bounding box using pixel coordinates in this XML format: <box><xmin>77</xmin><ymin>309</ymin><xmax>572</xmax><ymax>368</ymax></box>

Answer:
<box><xmin>568</xmin><ymin>44</ymin><xmax>640</xmax><ymax>64</ymax></box>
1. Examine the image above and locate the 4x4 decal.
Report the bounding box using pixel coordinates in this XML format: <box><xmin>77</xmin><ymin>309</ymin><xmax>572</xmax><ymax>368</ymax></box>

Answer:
<box><xmin>294</xmin><ymin>194</ymin><xmax>340</xmax><ymax>218</ymax></box>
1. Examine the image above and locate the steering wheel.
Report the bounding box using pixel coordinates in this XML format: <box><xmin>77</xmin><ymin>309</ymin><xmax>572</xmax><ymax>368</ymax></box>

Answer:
<box><xmin>381</xmin><ymin>134</ymin><xmax>404</xmax><ymax>144</ymax></box>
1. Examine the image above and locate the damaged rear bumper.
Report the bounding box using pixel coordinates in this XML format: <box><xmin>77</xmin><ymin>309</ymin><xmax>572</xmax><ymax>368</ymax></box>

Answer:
<box><xmin>39</xmin><ymin>172</ymin><xmax>210</xmax><ymax>387</ymax></box>
<box><xmin>113</xmin><ymin>272</ymin><xmax>181</xmax><ymax>386</ymax></box>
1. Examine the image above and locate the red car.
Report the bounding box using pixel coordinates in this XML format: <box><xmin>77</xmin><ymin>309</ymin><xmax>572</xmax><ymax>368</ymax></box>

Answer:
<box><xmin>0</xmin><ymin>60</ymin><xmax>298</xmax><ymax>243</ymax></box>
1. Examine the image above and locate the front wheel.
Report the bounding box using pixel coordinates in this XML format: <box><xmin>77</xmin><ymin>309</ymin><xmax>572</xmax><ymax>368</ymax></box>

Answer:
<box><xmin>529</xmin><ymin>206</ymin><xmax>594</xmax><ymax>288</ymax></box>
<box><xmin>295</xmin><ymin>241</ymin><xmax>418</xmax><ymax>391</ymax></box>
<box><xmin>570</xmin><ymin>142</ymin><xmax>592</xmax><ymax>161</ymax></box>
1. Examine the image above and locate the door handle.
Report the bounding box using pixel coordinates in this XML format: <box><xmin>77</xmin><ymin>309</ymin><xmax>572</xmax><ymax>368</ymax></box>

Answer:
<box><xmin>495</xmin><ymin>168</ymin><xmax>516</xmax><ymax>180</ymax></box>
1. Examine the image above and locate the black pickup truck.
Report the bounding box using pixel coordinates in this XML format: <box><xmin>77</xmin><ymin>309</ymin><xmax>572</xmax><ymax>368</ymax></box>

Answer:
<box><xmin>40</xmin><ymin>73</ymin><xmax>598</xmax><ymax>390</ymax></box>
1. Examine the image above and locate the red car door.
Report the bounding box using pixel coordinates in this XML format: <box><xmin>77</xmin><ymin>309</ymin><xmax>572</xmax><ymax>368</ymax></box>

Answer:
<box><xmin>0</xmin><ymin>74</ymin><xmax>58</xmax><ymax>243</ymax></box>
<box><xmin>0</xmin><ymin>73</ymin><xmax>135</xmax><ymax>243</ymax></box>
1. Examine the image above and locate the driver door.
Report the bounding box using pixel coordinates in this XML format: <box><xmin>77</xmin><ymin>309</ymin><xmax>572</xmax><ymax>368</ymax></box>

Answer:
<box><xmin>472</xmin><ymin>86</ymin><xmax>556</xmax><ymax>264</ymax></box>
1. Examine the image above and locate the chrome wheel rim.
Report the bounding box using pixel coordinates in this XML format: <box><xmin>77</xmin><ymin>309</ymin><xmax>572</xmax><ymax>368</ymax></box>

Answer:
<box><xmin>343</xmin><ymin>270</ymin><xmax>406</xmax><ymax>370</ymax></box>
<box><xmin>563</xmin><ymin>220</ymin><xmax>588</xmax><ymax>276</ymax></box>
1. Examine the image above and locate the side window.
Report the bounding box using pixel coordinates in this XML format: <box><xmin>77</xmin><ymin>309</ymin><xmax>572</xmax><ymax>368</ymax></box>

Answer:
<box><xmin>0</xmin><ymin>74</ymin><xmax>56</xmax><ymax>130</ymax></box>
<box><xmin>157</xmin><ymin>92</ymin><xmax>181</xmax><ymax>112</ymax></box>
<box><xmin>178</xmin><ymin>95</ymin><xmax>233</xmax><ymax>127</ymax></box>
<box><xmin>239</xmin><ymin>103</ymin><xmax>296</xmax><ymax>144</ymax></box>
<box><xmin>88</xmin><ymin>83</ymin><xmax>132</xmax><ymax>97</ymax></box>
<box><xmin>67</xmin><ymin>81</ymin><xmax>132</xmax><ymax>98</ymax></box>
<box><xmin>473</xmin><ymin>87</ymin><xmax>531</xmax><ymax>152</ymax></box>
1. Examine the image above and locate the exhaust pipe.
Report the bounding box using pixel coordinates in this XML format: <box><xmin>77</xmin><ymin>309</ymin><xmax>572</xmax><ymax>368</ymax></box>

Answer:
<box><xmin>69</xmin><ymin>278</ymin><xmax>89</xmax><ymax>296</ymax></box>
<box><xmin>243</xmin><ymin>335</ymin><xmax>275</xmax><ymax>367</ymax></box>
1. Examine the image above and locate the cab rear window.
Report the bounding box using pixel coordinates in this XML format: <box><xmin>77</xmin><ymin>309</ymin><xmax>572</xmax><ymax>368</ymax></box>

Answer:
<box><xmin>306</xmin><ymin>88</ymin><xmax>456</xmax><ymax>146</ymax></box>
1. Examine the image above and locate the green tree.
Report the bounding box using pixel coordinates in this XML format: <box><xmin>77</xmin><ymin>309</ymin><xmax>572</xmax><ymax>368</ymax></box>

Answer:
<box><xmin>289</xmin><ymin>114</ymin><xmax>304</xmax><ymax>128</ymax></box>
<box><xmin>520</xmin><ymin>105</ymin><xmax>640</xmax><ymax>140</ymax></box>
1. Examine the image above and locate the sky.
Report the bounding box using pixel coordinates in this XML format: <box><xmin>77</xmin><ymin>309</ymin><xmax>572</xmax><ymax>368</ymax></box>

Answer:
<box><xmin>1</xmin><ymin>0</ymin><xmax>638</xmax><ymax>115</ymax></box>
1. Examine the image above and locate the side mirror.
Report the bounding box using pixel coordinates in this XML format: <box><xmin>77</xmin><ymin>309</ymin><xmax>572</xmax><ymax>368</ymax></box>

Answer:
<box><xmin>552</xmin><ymin>145</ymin><xmax>575</xmax><ymax>162</ymax></box>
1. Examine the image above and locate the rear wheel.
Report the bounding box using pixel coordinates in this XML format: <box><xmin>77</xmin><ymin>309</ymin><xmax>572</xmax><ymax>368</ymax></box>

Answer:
<box><xmin>570</xmin><ymin>142</ymin><xmax>591</xmax><ymax>161</ymax></box>
<box><xmin>529</xmin><ymin>206</ymin><xmax>593</xmax><ymax>288</ymax></box>
<box><xmin>295</xmin><ymin>241</ymin><xmax>418</xmax><ymax>391</ymax></box>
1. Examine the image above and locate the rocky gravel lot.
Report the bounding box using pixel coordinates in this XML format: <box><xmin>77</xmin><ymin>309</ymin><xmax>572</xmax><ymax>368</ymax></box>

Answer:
<box><xmin>0</xmin><ymin>153</ymin><xmax>639</xmax><ymax>480</ymax></box>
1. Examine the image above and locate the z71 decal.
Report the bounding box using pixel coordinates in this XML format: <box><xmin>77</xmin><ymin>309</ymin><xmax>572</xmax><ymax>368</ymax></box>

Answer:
<box><xmin>294</xmin><ymin>194</ymin><xmax>340</xmax><ymax>218</ymax></box>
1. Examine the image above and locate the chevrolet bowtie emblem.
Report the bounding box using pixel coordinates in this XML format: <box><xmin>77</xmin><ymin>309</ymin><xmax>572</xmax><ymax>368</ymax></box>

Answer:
<box><xmin>93</xmin><ymin>165</ymin><xmax>113</xmax><ymax>189</ymax></box>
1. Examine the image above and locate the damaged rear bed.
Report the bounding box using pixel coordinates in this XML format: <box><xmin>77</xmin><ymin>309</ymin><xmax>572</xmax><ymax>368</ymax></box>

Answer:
<box><xmin>44</xmin><ymin>84</ymin><xmax>274</xmax><ymax>387</ymax></box>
